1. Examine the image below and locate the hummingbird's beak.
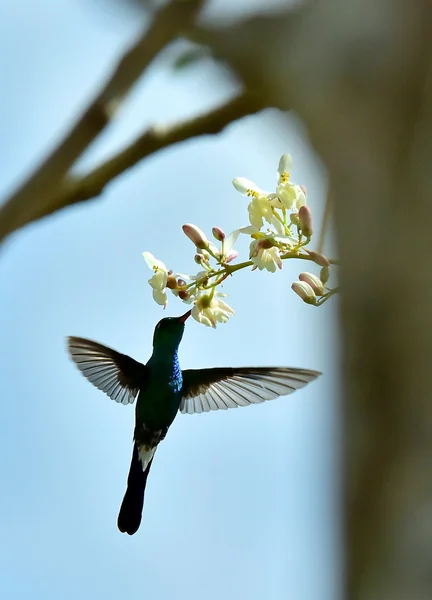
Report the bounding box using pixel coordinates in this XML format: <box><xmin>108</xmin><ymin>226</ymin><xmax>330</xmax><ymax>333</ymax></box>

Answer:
<box><xmin>178</xmin><ymin>309</ymin><xmax>192</xmax><ymax>323</ymax></box>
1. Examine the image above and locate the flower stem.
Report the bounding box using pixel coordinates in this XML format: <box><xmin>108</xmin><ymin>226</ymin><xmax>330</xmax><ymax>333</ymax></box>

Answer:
<box><xmin>316</xmin><ymin>286</ymin><xmax>339</xmax><ymax>305</ymax></box>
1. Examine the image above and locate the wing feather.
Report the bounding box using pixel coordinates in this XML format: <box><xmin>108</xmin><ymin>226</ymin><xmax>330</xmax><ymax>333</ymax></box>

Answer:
<box><xmin>180</xmin><ymin>367</ymin><xmax>320</xmax><ymax>414</ymax></box>
<box><xmin>67</xmin><ymin>336</ymin><xmax>146</xmax><ymax>405</ymax></box>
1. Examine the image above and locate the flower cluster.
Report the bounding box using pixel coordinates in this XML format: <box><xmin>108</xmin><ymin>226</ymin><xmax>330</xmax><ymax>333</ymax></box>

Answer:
<box><xmin>143</xmin><ymin>154</ymin><xmax>337</xmax><ymax>327</ymax></box>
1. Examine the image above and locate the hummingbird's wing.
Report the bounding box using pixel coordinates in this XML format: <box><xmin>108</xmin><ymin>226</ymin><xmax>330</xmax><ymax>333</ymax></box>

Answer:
<box><xmin>180</xmin><ymin>367</ymin><xmax>320</xmax><ymax>414</ymax></box>
<box><xmin>67</xmin><ymin>337</ymin><xmax>146</xmax><ymax>405</ymax></box>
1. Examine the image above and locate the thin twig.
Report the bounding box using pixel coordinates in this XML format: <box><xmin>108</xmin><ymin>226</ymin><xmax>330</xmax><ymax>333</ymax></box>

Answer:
<box><xmin>0</xmin><ymin>0</ymin><xmax>204</xmax><ymax>243</ymax></box>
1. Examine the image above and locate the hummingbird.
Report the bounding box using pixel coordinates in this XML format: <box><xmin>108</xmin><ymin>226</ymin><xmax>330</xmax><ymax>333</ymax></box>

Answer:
<box><xmin>67</xmin><ymin>310</ymin><xmax>320</xmax><ymax>535</ymax></box>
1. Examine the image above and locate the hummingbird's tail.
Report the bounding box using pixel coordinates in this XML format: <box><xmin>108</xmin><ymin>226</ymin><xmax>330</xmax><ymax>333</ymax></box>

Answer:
<box><xmin>117</xmin><ymin>443</ymin><xmax>154</xmax><ymax>535</ymax></box>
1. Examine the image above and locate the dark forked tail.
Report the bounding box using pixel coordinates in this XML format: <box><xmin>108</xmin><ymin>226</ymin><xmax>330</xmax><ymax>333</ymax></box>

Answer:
<box><xmin>117</xmin><ymin>444</ymin><xmax>153</xmax><ymax>535</ymax></box>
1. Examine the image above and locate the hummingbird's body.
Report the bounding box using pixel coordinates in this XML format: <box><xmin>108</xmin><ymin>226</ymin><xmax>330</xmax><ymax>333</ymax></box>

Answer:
<box><xmin>139</xmin><ymin>348</ymin><xmax>183</xmax><ymax>430</ymax></box>
<box><xmin>68</xmin><ymin>311</ymin><xmax>320</xmax><ymax>535</ymax></box>
<box><xmin>121</xmin><ymin>346</ymin><xmax>184</xmax><ymax>534</ymax></box>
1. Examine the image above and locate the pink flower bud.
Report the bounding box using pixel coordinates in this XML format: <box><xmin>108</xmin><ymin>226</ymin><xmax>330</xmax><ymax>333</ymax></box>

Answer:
<box><xmin>212</xmin><ymin>226</ymin><xmax>225</xmax><ymax>242</ymax></box>
<box><xmin>305</xmin><ymin>250</ymin><xmax>330</xmax><ymax>267</ymax></box>
<box><xmin>291</xmin><ymin>281</ymin><xmax>317</xmax><ymax>305</ymax></box>
<box><xmin>182</xmin><ymin>224</ymin><xmax>209</xmax><ymax>250</ymax></box>
<box><xmin>225</xmin><ymin>250</ymin><xmax>239</xmax><ymax>263</ymax></box>
<box><xmin>177</xmin><ymin>278</ymin><xmax>187</xmax><ymax>288</ymax></box>
<box><xmin>299</xmin><ymin>272</ymin><xmax>325</xmax><ymax>296</ymax></box>
<box><xmin>194</xmin><ymin>254</ymin><xmax>204</xmax><ymax>264</ymax></box>
<box><xmin>298</xmin><ymin>206</ymin><xmax>313</xmax><ymax>238</ymax></box>
<box><xmin>320</xmin><ymin>266</ymin><xmax>330</xmax><ymax>285</ymax></box>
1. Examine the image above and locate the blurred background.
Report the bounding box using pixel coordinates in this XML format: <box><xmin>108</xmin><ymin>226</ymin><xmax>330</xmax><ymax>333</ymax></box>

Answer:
<box><xmin>0</xmin><ymin>1</ymin><xmax>340</xmax><ymax>599</ymax></box>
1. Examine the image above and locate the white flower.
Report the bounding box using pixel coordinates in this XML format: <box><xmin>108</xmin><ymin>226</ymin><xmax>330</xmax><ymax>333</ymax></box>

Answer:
<box><xmin>249</xmin><ymin>239</ymin><xmax>282</xmax><ymax>273</ymax></box>
<box><xmin>232</xmin><ymin>177</ymin><xmax>274</xmax><ymax>230</ymax></box>
<box><xmin>275</xmin><ymin>154</ymin><xmax>307</xmax><ymax>210</ymax></box>
<box><xmin>275</xmin><ymin>180</ymin><xmax>306</xmax><ymax>211</ymax></box>
<box><xmin>142</xmin><ymin>251</ymin><xmax>169</xmax><ymax>307</ymax></box>
<box><xmin>191</xmin><ymin>291</ymin><xmax>235</xmax><ymax>328</ymax></box>
<box><xmin>276</xmin><ymin>182</ymin><xmax>298</xmax><ymax>209</ymax></box>
<box><xmin>233</xmin><ymin>154</ymin><xmax>307</xmax><ymax>234</ymax></box>
<box><xmin>247</xmin><ymin>194</ymin><xmax>274</xmax><ymax>229</ymax></box>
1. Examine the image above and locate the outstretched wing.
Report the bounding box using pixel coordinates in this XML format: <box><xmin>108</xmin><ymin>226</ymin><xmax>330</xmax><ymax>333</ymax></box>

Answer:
<box><xmin>180</xmin><ymin>367</ymin><xmax>320</xmax><ymax>414</ymax></box>
<box><xmin>67</xmin><ymin>337</ymin><xmax>147</xmax><ymax>405</ymax></box>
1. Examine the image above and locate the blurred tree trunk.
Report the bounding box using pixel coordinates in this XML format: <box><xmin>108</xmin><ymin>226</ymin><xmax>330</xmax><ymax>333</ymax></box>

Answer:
<box><xmin>200</xmin><ymin>1</ymin><xmax>432</xmax><ymax>598</ymax></box>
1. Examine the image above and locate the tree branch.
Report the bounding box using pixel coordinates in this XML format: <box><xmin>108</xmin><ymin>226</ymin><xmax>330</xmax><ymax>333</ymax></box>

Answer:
<box><xmin>0</xmin><ymin>0</ymin><xmax>204</xmax><ymax>243</ymax></box>
<box><xmin>3</xmin><ymin>92</ymin><xmax>263</xmax><ymax>234</ymax></box>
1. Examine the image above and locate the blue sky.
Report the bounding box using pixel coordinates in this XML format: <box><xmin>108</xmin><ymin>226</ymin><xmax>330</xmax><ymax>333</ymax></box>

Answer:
<box><xmin>0</xmin><ymin>2</ymin><xmax>341</xmax><ymax>599</ymax></box>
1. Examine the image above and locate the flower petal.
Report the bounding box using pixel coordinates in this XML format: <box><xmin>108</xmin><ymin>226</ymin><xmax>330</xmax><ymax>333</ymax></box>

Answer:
<box><xmin>232</xmin><ymin>177</ymin><xmax>263</xmax><ymax>196</ymax></box>
<box><xmin>270</xmin><ymin>215</ymin><xmax>285</xmax><ymax>236</ymax></box>
<box><xmin>142</xmin><ymin>251</ymin><xmax>167</xmax><ymax>271</ymax></box>
<box><xmin>295</xmin><ymin>186</ymin><xmax>307</xmax><ymax>209</ymax></box>
<box><xmin>239</xmin><ymin>225</ymin><xmax>258</xmax><ymax>235</ymax></box>
<box><xmin>277</xmin><ymin>153</ymin><xmax>293</xmax><ymax>182</ymax></box>
<box><xmin>152</xmin><ymin>288</ymin><xmax>167</xmax><ymax>306</ymax></box>
<box><xmin>277</xmin><ymin>182</ymin><xmax>297</xmax><ymax>209</ymax></box>
<box><xmin>148</xmin><ymin>270</ymin><xmax>168</xmax><ymax>291</ymax></box>
<box><xmin>250</xmin><ymin>247</ymin><xmax>282</xmax><ymax>273</ymax></box>
<box><xmin>224</xmin><ymin>229</ymin><xmax>240</xmax><ymax>254</ymax></box>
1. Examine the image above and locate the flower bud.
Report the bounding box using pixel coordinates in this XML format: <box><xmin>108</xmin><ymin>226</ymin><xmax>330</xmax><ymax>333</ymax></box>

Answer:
<box><xmin>182</xmin><ymin>224</ymin><xmax>209</xmax><ymax>250</ymax></box>
<box><xmin>178</xmin><ymin>290</ymin><xmax>190</xmax><ymax>300</ymax></box>
<box><xmin>320</xmin><ymin>266</ymin><xmax>330</xmax><ymax>285</ymax></box>
<box><xmin>212</xmin><ymin>226</ymin><xmax>225</xmax><ymax>242</ymax></box>
<box><xmin>291</xmin><ymin>281</ymin><xmax>317</xmax><ymax>305</ymax></box>
<box><xmin>298</xmin><ymin>205</ymin><xmax>313</xmax><ymax>238</ymax></box>
<box><xmin>194</xmin><ymin>253</ymin><xmax>204</xmax><ymax>264</ymax></box>
<box><xmin>177</xmin><ymin>278</ymin><xmax>187</xmax><ymax>288</ymax></box>
<box><xmin>166</xmin><ymin>275</ymin><xmax>177</xmax><ymax>289</ymax></box>
<box><xmin>305</xmin><ymin>250</ymin><xmax>330</xmax><ymax>267</ymax></box>
<box><xmin>299</xmin><ymin>272</ymin><xmax>325</xmax><ymax>296</ymax></box>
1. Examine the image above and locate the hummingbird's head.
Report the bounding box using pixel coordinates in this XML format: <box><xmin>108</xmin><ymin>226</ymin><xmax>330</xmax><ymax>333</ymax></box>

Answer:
<box><xmin>152</xmin><ymin>309</ymin><xmax>192</xmax><ymax>351</ymax></box>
